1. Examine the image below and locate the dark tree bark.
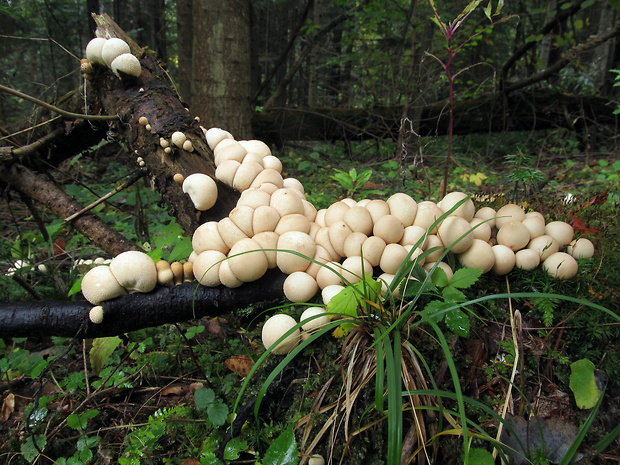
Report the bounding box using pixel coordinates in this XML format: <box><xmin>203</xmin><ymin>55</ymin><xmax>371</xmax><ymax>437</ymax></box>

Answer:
<box><xmin>176</xmin><ymin>0</ymin><xmax>194</xmax><ymax>103</ymax></box>
<box><xmin>0</xmin><ymin>271</ymin><xmax>286</xmax><ymax>339</ymax></box>
<box><xmin>191</xmin><ymin>0</ymin><xmax>253</xmax><ymax>139</ymax></box>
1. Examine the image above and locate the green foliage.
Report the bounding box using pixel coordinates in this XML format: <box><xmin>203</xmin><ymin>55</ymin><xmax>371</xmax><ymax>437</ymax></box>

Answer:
<box><xmin>569</xmin><ymin>359</ymin><xmax>603</xmax><ymax>409</ymax></box>
<box><xmin>89</xmin><ymin>336</ymin><xmax>122</xmax><ymax>376</ymax></box>
<box><xmin>262</xmin><ymin>427</ymin><xmax>298</xmax><ymax>465</ymax></box>
<box><xmin>330</xmin><ymin>167</ymin><xmax>376</xmax><ymax>198</ymax></box>
<box><xmin>502</xmin><ymin>151</ymin><xmax>547</xmax><ymax>203</ymax></box>
<box><xmin>194</xmin><ymin>388</ymin><xmax>229</xmax><ymax>427</ymax></box>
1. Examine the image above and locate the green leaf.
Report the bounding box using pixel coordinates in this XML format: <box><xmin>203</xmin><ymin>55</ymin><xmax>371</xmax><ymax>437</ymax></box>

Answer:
<box><xmin>67</xmin><ymin>409</ymin><xmax>99</xmax><ymax>430</ymax></box>
<box><xmin>569</xmin><ymin>359</ymin><xmax>603</xmax><ymax>409</ymax></box>
<box><xmin>224</xmin><ymin>437</ymin><xmax>248</xmax><ymax>460</ymax></box>
<box><xmin>449</xmin><ymin>268</ymin><xmax>483</xmax><ymax>289</ymax></box>
<box><xmin>207</xmin><ymin>401</ymin><xmax>229</xmax><ymax>427</ymax></box>
<box><xmin>327</xmin><ymin>285</ymin><xmax>359</xmax><ymax>318</ymax></box>
<box><xmin>442</xmin><ymin>286</ymin><xmax>466</xmax><ymax>303</ymax></box>
<box><xmin>21</xmin><ymin>434</ymin><xmax>47</xmax><ymax>463</ymax></box>
<box><xmin>68</xmin><ymin>276</ymin><xmax>83</xmax><ymax>297</ymax></box>
<box><xmin>89</xmin><ymin>337</ymin><xmax>122</xmax><ymax>376</ymax></box>
<box><xmin>468</xmin><ymin>447</ymin><xmax>494</xmax><ymax>464</ymax></box>
<box><xmin>429</xmin><ymin>266</ymin><xmax>450</xmax><ymax>287</ymax></box>
<box><xmin>423</xmin><ymin>300</ymin><xmax>451</xmax><ymax>323</ymax></box>
<box><xmin>194</xmin><ymin>387</ymin><xmax>215</xmax><ymax>409</ymax></box>
<box><xmin>445</xmin><ymin>307</ymin><xmax>470</xmax><ymax>337</ymax></box>
<box><xmin>262</xmin><ymin>427</ymin><xmax>298</xmax><ymax>465</ymax></box>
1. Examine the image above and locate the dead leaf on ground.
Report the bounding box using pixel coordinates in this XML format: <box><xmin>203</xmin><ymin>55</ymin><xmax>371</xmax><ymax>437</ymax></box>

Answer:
<box><xmin>0</xmin><ymin>393</ymin><xmax>15</xmax><ymax>422</ymax></box>
<box><xmin>224</xmin><ymin>355</ymin><xmax>254</xmax><ymax>377</ymax></box>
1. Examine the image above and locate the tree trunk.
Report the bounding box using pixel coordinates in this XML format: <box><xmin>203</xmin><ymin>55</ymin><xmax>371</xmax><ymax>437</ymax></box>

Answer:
<box><xmin>191</xmin><ymin>0</ymin><xmax>253</xmax><ymax>139</ymax></box>
<box><xmin>176</xmin><ymin>0</ymin><xmax>194</xmax><ymax>104</ymax></box>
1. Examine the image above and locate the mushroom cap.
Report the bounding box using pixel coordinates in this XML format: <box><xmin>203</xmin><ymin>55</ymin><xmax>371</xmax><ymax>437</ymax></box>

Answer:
<box><xmin>233</xmin><ymin>161</ymin><xmax>263</xmax><ymax>191</ymax></box>
<box><xmin>423</xmin><ymin>234</ymin><xmax>445</xmax><ymax>263</ymax></box>
<box><xmin>491</xmin><ymin>244</ymin><xmax>516</xmax><ymax>275</ymax></box>
<box><xmin>242</xmin><ymin>152</ymin><xmax>264</xmax><ymax>166</ymax></box>
<box><xmin>252</xmin><ymin>231</ymin><xmax>279</xmax><ymax>268</ymax></box>
<box><xmin>193</xmin><ymin>250</ymin><xmax>226</xmax><ymax>287</ymax></box>
<box><xmin>343</xmin><ymin>231</ymin><xmax>368</xmax><ymax>258</ymax></box>
<box><xmin>474</xmin><ymin>206</ymin><xmax>496</xmax><ymax>228</ymax></box>
<box><xmin>437</xmin><ymin>216</ymin><xmax>475</xmax><ymax>254</ymax></box>
<box><xmin>439</xmin><ymin>191</ymin><xmax>475</xmax><ymax>221</ymax></box>
<box><xmin>379</xmin><ymin>243</ymin><xmax>409</xmax><ymax>275</ymax></box>
<box><xmin>85</xmin><ymin>37</ymin><xmax>108</xmax><ymax>65</ymax></box>
<box><xmin>378</xmin><ymin>272</ymin><xmax>399</xmax><ymax>297</ymax></box>
<box><xmin>250</xmin><ymin>169</ymin><xmax>284</xmax><ymax>190</ymax></box>
<box><xmin>262</xmin><ymin>155</ymin><xmax>283</xmax><ymax>172</ymax></box>
<box><xmin>364</xmin><ymin>199</ymin><xmax>390</xmax><ymax>223</ymax></box>
<box><xmin>469</xmin><ymin>218</ymin><xmax>492</xmax><ymax>242</ymax></box>
<box><xmin>340</xmin><ymin>255</ymin><xmax>373</xmax><ymax>284</ymax></box>
<box><xmin>328</xmin><ymin>221</ymin><xmax>353</xmax><ymax>257</ymax></box>
<box><xmin>217</xmin><ymin>217</ymin><xmax>249</xmax><ymax>249</ymax></box>
<box><xmin>282</xmin><ymin>177</ymin><xmax>305</xmax><ymax>196</ymax></box>
<box><xmin>182</xmin><ymin>173</ymin><xmax>218</xmax><ymax>211</ymax></box>
<box><xmin>111</xmin><ymin>53</ymin><xmax>141</xmax><ymax>77</ymax></box>
<box><xmin>276</xmin><ymin>231</ymin><xmax>316</xmax><ymax>274</ymax></box>
<box><xmin>387</xmin><ymin>192</ymin><xmax>418</xmax><ymax>227</ymax></box>
<box><xmin>227</xmin><ymin>238</ymin><xmax>269</xmax><ymax>282</ymax></box>
<box><xmin>315</xmin><ymin>261</ymin><xmax>345</xmax><ymax>289</ymax></box>
<box><xmin>261</xmin><ymin>314</ymin><xmax>300</xmax><ymax>354</ymax></box>
<box><xmin>343</xmin><ymin>206</ymin><xmax>374</xmax><ymax>235</ymax></box>
<box><xmin>412</xmin><ymin>201</ymin><xmax>444</xmax><ymax>233</ymax></box>
<box><xmin>527</xmin><ymin>234</ymin><xmax>559</xmax><ymax>260</ymax></box>
<box><xmin>542</xmin><ymin>252</ymin><xmax>578</xmax><ymax>279</ymax></box>
<box><xmin>219</xmin><ymin>260</ymin><xmax>244</xmax><ymax>288</ymax></box>
<box><xmin>522</xmin><ymin>216</ymin><xmax>546</xmax><ymax>239</ymax></box>
<box><xmin>170</xmin><ymin>131</ymin><xmax>187</xmax><ymax>149</ymax></box>
<box><xmin>373</xmin><ymin>214</ymin><xmax>405</xmax><ymax>244</ymax></box>
<box><xmin>214</xmin><ymin>140</ymin><xmax>246</xmax><ymax>166</ymax></box>
<box><xmin>275</xmin><ymin>213</ymin><xmax>311</xmax><ymax>235</ymax></box>
<box><xmin>270</xmin><ymin>188</ymin><xmax>305</xmax><ymax>217</ymax></box>
<box><xmin>496</xmin><ymin>220</ymin><xmax>531</xmax><ymax>251</ymax></box>
<box><xmin>458</xmin><ymin>239</ymin><xmax>495</xmax><ymax>273</ymax></box>
<box><xmin>300</xmin><ymin>307</ymin><xmax>330</xmax><ymax>332</ymax></box>
<box><xmin>101</xmin><ymin>38</ymin><xmax>131</xmax><ymax>67</ymax></box>
<box><xmin>215</xmin><ymin>159</ymin><xmax>241</xmax><ymax>187</ymax></box>
<box><xmin>515</xmin><ymin>248</ymin><xmax>540</xmax><ymax>270</ymax></box>
<box><xmin>495</xmin><ymin>204</ymin><xmax>525</xmax><ymax>229</ymax></box>
<box><xmin>192</xmin><ymin>221</ymin><xmax>230</xmax><ymax>255</ymax></box>
<box><xmin>109</xmin><ymin>251</ymin><xmax>157</xmax><ymax>293</ymax></box>
<box><xmin>324</xmin><ymin>201</ymin><xmax>351</xmax><ymax>226</ymax></box>
<box><xmin>314</xmin><ymin>227</ymin><xmax>341</xmax><ymax>262</ymax></box>
<box><xmin>302</xmin><ymin>199</ymin><xmax>317</xmax><ymax>222</ymax></box>
<box><xmin>229</xmin><ymin>205</ymin><xmax>255</xmax><ymax>237</ymax></box>
<box><xmin>89</xmin><ymin>305</ymin><xmax>105</xmax><ymax>324</ymax></box>
<box><xmin>239</xmin><ymin>139</ymin><xmax>272</xmax><ymax>157</ymax></box>
<box><xmin>283</xmin><ymin>272</ymin><xmax>319</xmax><ymax>302</ymax></box>
<box><xmin>204</xmin><ymin>127</ymin><xmax>234</xmax><ymax>151</ymax></box>
<box><xmin>400</xmin><ymin>225</ymin><xmax>428</xmax><ymax>248</ymax></box>
<box><xmin>321</xmin><ymin>284</ymin><xmax>345</xmax><ymax>304</ymax></box>
<box><xmin>360</xmin><ymin>235</ymin><xmax>387</xmax><ymax>267</ymax></box>
<box><xmin>308</xmin><ymin>454</ymin><xmax>326</xmax><ymax>465</ymax></box>
<box><xmin>424</xmin><ymin>261</ymin><xmax>454</xmax><ymax>283</ymax></box>
<box><xmin>545</xmin><ymin>221</ymin><xmax>574</xmax><ymax>247</ymax></box>
<box><xmin>237</xmin><ymin>188</ymin><xmax>271</xmax><ymax>209</ymax></box>
<box><xmin>567</xmin><ymin>238</ymin><xmax>595</xmax><ymax>259</ymax></box>
<box><xmin>252</xmin><ymin>205</ymin><xmax>281</xmax><ymax>235</ymax></box>
<box><xmin>81</xmin><ymin>265</ymin><xmax>127</xmax><ymax>304</ymax></box>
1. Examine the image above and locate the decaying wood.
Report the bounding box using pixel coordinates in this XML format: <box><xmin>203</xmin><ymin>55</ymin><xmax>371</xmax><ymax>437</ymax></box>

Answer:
<box><xmin>0</xmin><ymin>270</ymin><xmax>287</xmax><ymax>339</ymax></box>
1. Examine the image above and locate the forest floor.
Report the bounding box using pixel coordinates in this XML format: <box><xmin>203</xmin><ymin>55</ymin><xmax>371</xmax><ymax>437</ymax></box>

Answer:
<box><xmin>1</xmin><ymin>131</ymin><xmax>619</xmax><ymax>464</ymax></box>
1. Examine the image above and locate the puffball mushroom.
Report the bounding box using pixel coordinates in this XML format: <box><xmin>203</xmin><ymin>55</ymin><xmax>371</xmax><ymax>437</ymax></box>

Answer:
<box><xmin>109</xmin><ymin>251</ymin><xmax>158</xmax><ymax>293</ymax></box>
<box><xmin>171</xmin><ymin>131</ymin><xmax>187</xmax><ymax>149</ymax></box>
<box><xmin>491</xmin><ymin>245</ymin><xmax>516</xmax><ymax>275</ymax></box>
<box><xmin>252</xmin><ymin>231</ymin><xmax>279</xmax><ymax>268</ymax></box>
<box><xmin>542</xmin><ymin>252</ymin><xmax>579</xmax><ymax>280</ymax></box>
<box><xmin>192</xmin><ymin>221</ymin><xmax>230</xmax><ymax>255</ymax></box>
<box><xmin>515</xmin><ymin>249</ymin><xmax>540</xmax><ymax>270</ymax></box>
<box><xmin>276</xmin><ymin>231</ymin><xmax>316</xmax><ymax>274</ymax></box>
<box><xmin>373</xmin><ymin>214</ymin><xmax>405</xmax><ymax>244</ymax></box>
<box><xmin>387</xmin><ymin>192</ymin><xmax>418</xmax><ymax>227</ymax></box>
<box><xmin>81</xmin><ymin>265</ymin><xmax>127</xmax><ymax>305</ymax></box>
<box><xmin>361</xmin><ymin>235</ymin><xmax>387</xmax><ymax>267</ymax></box>
<box><xmin>101</xmin><ymin>38</ymin><xmax>131</xmax><ymax>67</ymax></box>
<box><xmin>89</xmin><ymin>305</ymin><xmax>105</xmax><ymax>324</ymax></box>
<box><xmin>522</xmin><ymin>215</ymin><xmax>546</xmax><ymax>239</ymax></box>
<box><xmin>496</xmin><ymin>220</ymin><xmax>530</xmax><ymax>251</ymax></box>
<box><xmin>182</xmin><ymin>173</ymin><xmax>218</xmax><ymax>211</ymax></box>
<box><xmin>458</xmin><ymin>239</ymin><xmax>495</xmax><ymax>273</ymax></box>
<box><xmin>204</xmin><ymin>127</ymin><xmax>234</xmax><ymax>151</ymax></box>
<box><xmin>567</xmin><ymin>238</ymin><xmax>595</xmax><ymax>259</ymax></box>
<box><xmin>545</xmin><ymin>221</ymin><xmax>574</xmax><ymax>247</ymax></box>
<box><xmin>270</xmin><ymin>188</ymin><xmax>305</xmax><ymax>216</ymax></box>
<box><xmin>308</xmin><ymin>454</ymin><xmax>326</xmax><ymax>465</ymax></box>
<box><xmin>424</xmin><ymin>261</ymin><xmax>454</xmax><ymax>283</ymax></box>
<box><xmin>261</xmin><ymin>314</ymin><xmax>300</xmax><ymax>354</ymax></box>
<box><xmin>340</xmin><ymin>255</ymin><xmax>373</xmax><ymax>284</ymax></box>
<box><xmin>365</xmin><ymin>199</ymin><xmax>390</xmax><ymax>223</ymax></box>
<box><xmin>437</xmin><ymin>216</ymin><xmax>474</xmax><ymax>254</ymax></box>
<box><xmin>343</xmin><ymin>206</ymin><xmax>374</xmax><ymax>235</ymax></box>
<box><xmin>283</xmin><ymin>272</ymin><xmax>319</xmax><ymax>302</ymax></box>
<box><xmin>227</xmin><ymin>238</ymin><xmax>269</xmax><ymax>282</ymax></box>
<box><xmin>412</xmin><ymin>201</ymin><xmax>444</xmax><ymax>233</ymax></box>
<box><xmin>300</xmin><ymin>307</ymin><xmax>330</xmax><ymax>332</ymax></box>
<box><xmin>328</xmin><ymin>221</ymin><xmax>353</xmax><ymax>257</ymax></box>
<box><xmin>439</xmin><ymin>191</ymin><xmax>475</xmax><ymax>221</ymax></box>
<box><xmin>400</xmin><ymin>225</ymin><xmax>428</xmax><ymax>248</ymax></box>
<box><xmin>379</xmin><ymin>243</ymin><xmax>409</xmax><ymax>275</ymax></box>
<box><xmin>527</xmin><ymin>234</ymin><xmax>559</xmax><ymax>260</ymax></box>
<box><xmin>322</xmin><ymin>284</ymin><xmax>345</xmax><ymax>304</ymax></box>
<box><xmin>324</xmin><ymin>201</ymin><xmax>351</xmax><ymax>226</ymax></box>
<box><xmin>316</xmin><ymin>261</ymin><xmax>345</xmax><ymax>289</ymax></box>
<box><xmin>474</xmin><ymin>206</ymin><xmax>496</xmax><ymax>228</ymax></box>
<box><xmin>495</xmin><ymin>204</ymin><xmax>525</xmax><ymax>229</ymax></box>
<box><xmin>229</xmin><ymin>206</ymin><xmax>255</xmax><ymax>237</ymax></box>
<box><xmin>343</xmin><ymin>232</ymin><xmax>368</xmax><ymax>258</ymax></box>
<box><xmin>111</xmin><ymin>53</ymin><xmax>141</xmax><ymax>78</ymax></box>
<box><xmin>156</xmin><ymin>260</ymin><xmax>174</xmax><ymax>286</ymax></box>
<box><xmin>85</xmin><ymin>37</ymin><xmax>107</xmax><ymax>65</ymax></box>
<box><xmin>193</xmin><ymin>250</ymin><xmax>227</xmax><ymax>286</ymax></box>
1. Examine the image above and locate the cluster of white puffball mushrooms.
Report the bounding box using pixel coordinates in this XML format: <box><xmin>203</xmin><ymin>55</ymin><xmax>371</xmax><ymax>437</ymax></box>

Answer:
<box><xmin>83</xmin><ymin>37</ymin><xmax>142</xmax><ymax>79</ymax></box>
<box><xmin>80</xmin><ymin>123</ymin><xmax>595</xmax><ymax>357</ymax></box>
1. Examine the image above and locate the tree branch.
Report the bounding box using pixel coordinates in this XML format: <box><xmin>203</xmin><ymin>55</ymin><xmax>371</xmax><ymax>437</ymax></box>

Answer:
<box><xmin>0</xmin><ymin>271</ymin><xmax>287</xmax><ymax>339</ymax></box>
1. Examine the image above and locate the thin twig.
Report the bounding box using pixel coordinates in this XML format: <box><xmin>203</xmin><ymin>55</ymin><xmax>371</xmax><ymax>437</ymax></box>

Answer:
<box><xmin>63</xmin><ymin>170</ymin><xmax>146</xmax><ymax>222</ymax></box>
<box><xmin>0</xmin><ymin>84</ymin><xmax>119</xmax><ymax>122</ymax></box>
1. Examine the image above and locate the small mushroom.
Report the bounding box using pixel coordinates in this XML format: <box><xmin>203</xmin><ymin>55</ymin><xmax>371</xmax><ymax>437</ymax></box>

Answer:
<box><xmin>227</xmin><ymin>238</ymin><xmax>269</xmax><ymax>282</ymax></box>
<box><xmin>261</xmin><ymin>314</ymin><xmax>300</xmax><ymax>354</ymax></box>
<box><xmin>101</xmin><ymin>38</ymin><xmax>131</xmax><ymax>68</ymax></box>
<box><xmin>491</xmin><ymin>245</ymin><xmax>516</xmax><ymax>275</ymax></box>
<box><xmin>85</xmin><ymin>37</ymin><xmax>107</xmax><ymax>65</ymax></box>
<box><xmin>437</xmin><ymin>216</ymin><xmax>474</xmax><ymax>254</ymax></box>
<box><xmin>276</xmin><ymin>231</ymin><xmax>316</xmax><ymax>274</ymax></box>
<box><xmin>567</xmin><ymin>238</ymin><xmax>595</xmax><ymax>259</ymax></box>
<box><xmin>193</xmin><ymin>250</ymin><xmax>227</xmax><ymax>287</ymax></box>
<box><xmin>458</xmin><ymin>239</ymin><xmax>495</xmax><ymax>273</ymax></box>
<box><xmin>182</xmin><ymin>173</ymin><xmax>218</xmax><ymax>211</ymax></box>
<box><xmin>283</xmin><ymin>272</ymin><xmax>319</xmax><ymax>302</ymax></box>
<box><xmin>81</xmin><ymin>265</ymin><xmax>126</xmax><ymax>305</ymax></box>
<box><xmin>545</xmin><ymin>221</ymin><xmax>574</xmax><ymax>247</ymax></box>
<box><xmin>300</xmin><ymin>307</ymin><xmax>330</xmax><ymax>332</ymax></box>
<box><xmin>496</xmin><ymin>220</ymin><xmax>530</xmax><ymax>251</ymax></box>
<box><xmin>156</xmin><ymin>260</ymin><xmax>174</xmax><ymax>286</ymax></box>
<box><xmin>321</xmin><ymin>284</ymin><xmax>345</xmax><ymax>304</ymax></box>
<box><xmin>515</xmin><ymin>248</ymin><xmax>540</xmax><ymax>270</ymax></box>
<box><xmin>171</xmin><ymin>131</ymin><xmax>187</xmax><ymax>149</ymax></box>
<box><xmin>439</xmin><ymin>191</ymin><xmax>475</xmax><ymax>221</ymax></box>
<box><xmin>192</xmin><ymin>221</ymin><xmax>230</xmax><ymax>255</ymax></box>
<box><xmin>373</xmin><ymin>214</ymin><xmax>405</xmax><ymax>244</ymax></box>
<box><xmin>182</xmin><ymin>139</ymin><xmax>194</xmax><ymax>152</ymax></box>
<box><xmin>109</xmin><ymin>251</ymin><xmax>158</xmax><ymax>293</ymax></box>
<box><xmin>387</xmin><ymin>192</ymin><xmax>418</xmax><ymax>227</ymax></box>
<box><xmin>495</xmin><ymin>204</ymin><xmax>525</xmax><ymax>229</ymax></box>
<box><xmin>203</xmin><ymin>127</ymin><xmax>234</xmax><ymax>151</ymax></box>
<box><xmin>89</xmin><ymin>305</ymin><xmax>105</xmax><ymax>324</ymax></box>
<box><xmin>111</xmin><ymin>53</ymin><xmax>141</xmax><ymax>77</ymax></box>
<box><xmin>542</xmin><ymin>252</ymin><xmax>578</xmax><ymax>279</ymax></box>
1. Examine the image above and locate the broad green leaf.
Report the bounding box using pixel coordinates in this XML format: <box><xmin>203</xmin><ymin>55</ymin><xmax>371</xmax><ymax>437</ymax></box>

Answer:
<box><xmin>207</xmin><ymin>401</ymin><xmax>229</xmax><ymax>427</ymax></box>
<box><xmin>569</xmin><ymin>359</ymin><xmax>603</xmax><ymax>409</ymax></box>
<box><xmin>327</xmin><ymin>285</ymin><xmax>359</xmax><ymax>318</ymax></box>
<box><xmin>194</xmin><ymin>387</ymin><xmax>216</xmax><ymax>409</ymax></box>
<box><xmin>262</xmin><ymin>427</ymin><xmax>298</xmax><ymax>465</ymax></box>
<box><xmin>89</xmin><ymin>337</ymin><xmax>121</xmax><ymax>376</ymax></box>
<box><xmin>68</xmin><ymin>276</ymin><xmax>83</xmax><ymax>297</ymax></box>
<box><xmin>442</xmin><ymin>286</ymin><xmax>467</xmax><ymax>303</ymax></box>
<box><xmin>445</xmin><ymin>307</ymin><xmax>470</xmax><ymax>337</ymax></box>
<box><xmin>468</xmin><ymin>447</ymin><xmax>494</xmax><ymax>464</ymax></box>
<box><xmin>224</xmin><ymin>437</ymin><xmax>248</xmax><ymax>460</ymax></box>
<box><xmin>21</xmin><ymin>434</ymin><xmax>47</xmax><ymax>463</ymax></box>
<box><xmin>67</xmin><ymin>409</ymin><xmax>99</xmax><ymax>430</ymax></box>
<box><xmin>424</xmin><ymin>300</ymin><xmax>451</xmax><ymax>323</ymax></box>
<box><xmin>429</xmin><ymin>266</ymin><xmax>450</xmax><ymax>287</ymax></box>
<box><xmin>449</xmin><ymin>267</ymin><xmax>483</xmax><ymax>289</ymax></box>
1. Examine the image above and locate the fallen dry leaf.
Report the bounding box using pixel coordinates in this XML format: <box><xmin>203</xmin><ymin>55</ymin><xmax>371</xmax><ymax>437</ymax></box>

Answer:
<box><xmin>224</xmin><ymin>355</ymin><xmax>254</xmax><ymax>377</ymax></box>
<box><xmin>0</xmin><ymin>393</ymin><xmax>15</xmax><ymax>422</ymax></box>
<box><xmin>161</xmin><ymin>385</ymin><xmax>189</xmax><ymax>396</ymax></box>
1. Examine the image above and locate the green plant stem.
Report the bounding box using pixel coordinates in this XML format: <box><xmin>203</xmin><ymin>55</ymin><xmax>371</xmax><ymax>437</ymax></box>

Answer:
<box><xmin>0</xmin><ymin>84</ymin><xmax>119</xmax><ymax>121</ymax></box>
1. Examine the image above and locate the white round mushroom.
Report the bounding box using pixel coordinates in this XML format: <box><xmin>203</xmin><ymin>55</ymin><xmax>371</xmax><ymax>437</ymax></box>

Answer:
<box><xmin>276</xmin><ymin>231</ymin><xmax>316</xmax><ymax>274</ymax></box>
<box><xmin>227</xmin><ymin>238</ymin><xmax>269</xmax><ymax>282</ymax></box>
<box><xmin>545</xmin><ymin>221</ymin><xmax>574</xmax><ymax>247</ymax></box>
<box><xmin>81</xmin><ymin>265</ymin><xmax>127</xmax><ymax>305</ymax></box>
<box><xmin>111</xmin><ymin>53</ymin><xmax>141</xmax><ymax>77</ymax></box>
<box><xmin>439</xmin><ymin>191</ymin><xmax>475</xmax><ymax>221</ymax></box>
<box><xmin>182</xmin><ymin>173</ymin><xmax>218</xmax><ymax>211</ymax></box>
<box><xmin>89</xmin><ymin>305</ymin><xmax>105</xmax><ymax>324</ymax></box>
<box><xmin>261</xmin><ymin>314</ymin><xmax>300</xmax><ymax>354</ymax></box>
<box><xmin>109</xmin><ymin>251</ymin><xmax>158</xmax><ymax>293</ymax></box>
<box><xmin>101</xmin><ymin>38</ymin><xmax>131</xmax><ymax>68</ymax></box>
<box><xmin>300</xmin><ymin>307</ymin><xmax>330</xmax><ymax>332</ymax></box>
<box><xmin>283</xmin><ymin>272</ymin><xmax>319</xmax><ymax>303</ymax></box>
<box><xmin>567</xmin><ymin>238</ymin><xmax>595</xmax><ymax>259</ymax></box>
<box><xmin>85</xmin><ymin>37</ymin><xmax>107</xmax><ymax>65</ymax></box>
<box><xmin>458</xmin><ymin>239</ymin><xmax>495</xmax><ymax>273</ymax></box>
<box><xmin>193</xmin><ymin>250</ymin><xmax>227</xmax><ymax>287</ymax></box>
<box><xmin>542</xmin><ymin>252</ymin><xmax>578</xmax><ymax>280</ymax></box>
